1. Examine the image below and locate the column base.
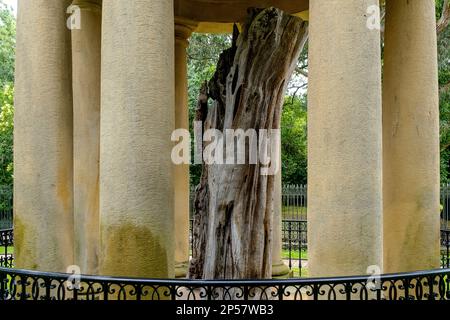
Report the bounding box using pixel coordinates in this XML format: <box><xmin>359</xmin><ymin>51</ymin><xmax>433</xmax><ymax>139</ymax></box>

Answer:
<box><xmin>175</xmin><ymin>261</ymin><xmax>189</xmax><ymax>278</ymax></box>
<box><xmin>272</xmin><ymin>260</ymin><xmax>292</xmax><ymax>279</ymax></box>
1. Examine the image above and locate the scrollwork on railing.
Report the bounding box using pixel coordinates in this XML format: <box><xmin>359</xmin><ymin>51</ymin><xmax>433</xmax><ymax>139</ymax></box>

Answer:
<box><xmin>0</xmin><ymin>267</ymin><xmax>449</xmax><ymax>301</ymax></box>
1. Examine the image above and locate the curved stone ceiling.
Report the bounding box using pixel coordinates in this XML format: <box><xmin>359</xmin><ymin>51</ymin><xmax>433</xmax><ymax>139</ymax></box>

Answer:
<box><xmin>175</xmin><ymin>0</ymin><xmax>309</xmax><ymax>33</ymax></box>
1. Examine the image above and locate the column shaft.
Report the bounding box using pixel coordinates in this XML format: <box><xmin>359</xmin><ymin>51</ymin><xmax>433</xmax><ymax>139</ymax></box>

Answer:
<box><xmin>383</xmin><ymin>0</ymin><xmax>440</xmax><ymax>273</ymax></box>
<box><xmin>308</xmin><ymin>0</ymin><xmax>382</xmax><ymax>277</ymax></box>
<box><xmin>174</xmin><ymin>19</ymin><xmax>196</xmax><ymax>278</ymax></box>
<box><xmin>99</xmin><ymin>0</ymin><xmax>175</xmax><ymax>278</ymax></box>
<box><xmin>72</xmin><ymin>0</ymin><xmax>102</xmax><ymax>275</ymax></box>
<box><xmin>14</xmin><ymin>0</ymin><xmax>74</xmax><ymax>272</ymax></box>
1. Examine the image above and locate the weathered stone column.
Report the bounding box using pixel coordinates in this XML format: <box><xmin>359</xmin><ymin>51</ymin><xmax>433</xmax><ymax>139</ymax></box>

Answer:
<box><xmin>308</xmin><ymin>0</ymin><xmax>382</xmax><ymax>277</ymax></box>
<box><xmin>383</xmin><ymin>0</ymin><xmax>440</xmax><ymax>273</ymax></box>
<box><xmin>14</xmin><ymin>0</ymin><xmax>74</xmax><ymax>272</ymax></box>
<box><xmin>272</xmin><ymin>154</ymin><xmax>290</xmax><ymax>278</ymax></box>
<box><xmin>99</xmin><ymin>0</ymin><xmax>175</xmax><ymax>278</ymax></box>
<box><xmin>174</xmin><ymin>18</ymin><xmax>196</xmax><ymax>278</ymax></box>
<box><xmin>71</xmin><ymin>0</ymin><xmax>102</xmax><ymax>275</ymax></box>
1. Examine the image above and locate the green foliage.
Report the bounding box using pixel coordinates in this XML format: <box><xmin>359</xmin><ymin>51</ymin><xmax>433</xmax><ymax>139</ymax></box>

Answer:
<box><xmin>438</xmin><ymin>3</ymin><xmax>450</xmax><ymax>183</ymax></box>
<box><xmin>187</xmin><ymin>34</ymin><xmax>232</xmax><ymax>186</ymax></box>
<box><xmin>281</xmin><ymin>96</ymin><xmax>308</xmax><ymax>185</ymax></box>
<box><xmin>0</xmin><ymin>84</ymin><xmax>13</xmax><ymax>208</ymax></box>
<box><xmin>187</xmin><ymin>33</ymin><xmax>232</xmax><ymax>124</ymax></box>
<box><xmin>0</xmin><ymin>0</ymin><xmax>15</xmax><ymax>87</ymax></box>
<box><xmin>0</xmin><ymin>1</ymin><xmax>14</xmax><ymax>208</ymax></box>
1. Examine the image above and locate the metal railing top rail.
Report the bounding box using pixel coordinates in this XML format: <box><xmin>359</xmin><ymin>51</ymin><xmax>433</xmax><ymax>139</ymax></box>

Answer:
<box><xmin>1</xmin><ymin>266</ymin><xmax>449</xmax><ymax>301</ymax></box>
<box><xmin>1</xmin><ymin>266</ymin><xmax>449</xmax><ymax>286</ymax></box>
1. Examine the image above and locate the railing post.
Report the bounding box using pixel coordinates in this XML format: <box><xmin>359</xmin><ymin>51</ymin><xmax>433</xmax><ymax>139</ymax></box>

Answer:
<box><xmin>243</xmin><ymin>285</ymin><xmax>249</xmax><ymax>300</ymax></box>
<box><xmin>288</xmin><ymin>221</ymin><xmax>292</xmax><ymax>273</ymax></box>
<box><xmin>19</xmin><ymin>274</ymin><xmax>27</xmax><ymax>301</ymax></box>
<box><xmin>277</xmin><ymin>284</ymin><xmax>283</xmax><ymax>301</ymax></box>
<box><xmin>444</xmin><ymin>230</ymin><xmax>450</xmax><ymax>269</ymax></box>
<box><xmin>171</xmin><ymin>284</ymin><xmax>177</xmax><ymax>301</ymax></box>
<box><xmin>428</xmin><ymin>275</ymin><xmax>436</xmax><ymax>301</ymax></box>
<box><xmin>313</xmin><ymin>283</ymin><xmax>319</xmax><ymax>301</ymax></box>
<box><xmin>345</xmin><ymin>282</ymin><xmax>351</xmax><ymax>300</ymax></box>
<box><xmin>296</xmin><ymin>221</ymin><xmax>301</xmax><ymax>277</ymax></box>
<box><xmin>102</xmin><ymin>282</ymin><xmax>109</xmax><ymax>301</ymax></box>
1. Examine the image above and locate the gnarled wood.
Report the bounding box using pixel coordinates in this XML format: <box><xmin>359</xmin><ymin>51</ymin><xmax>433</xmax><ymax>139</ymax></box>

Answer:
<box><xmin>189</xmin><ymin>8</ymin><xmax>308</xmax><ymax>280</ymax></box>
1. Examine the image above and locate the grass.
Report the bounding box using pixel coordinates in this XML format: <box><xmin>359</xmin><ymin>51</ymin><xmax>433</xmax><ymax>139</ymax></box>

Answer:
<box><xmin>282</xmin><ymin>206</ymin><xmax>307</xmax><ymax>220</ymax></box>
<box><xmin>1</xmin><ymin>246</ymin><xmax>13</xmax><ymax>255</ymax></box>
<box><xmin>290</xmin><ymin>267</ymin><xmax>308</xmax><ymax>278</ymax></box>
<box><xmin>282</xmin><ymin>249</ymin><xmax>307</xmax><ymax>260</ymax></box>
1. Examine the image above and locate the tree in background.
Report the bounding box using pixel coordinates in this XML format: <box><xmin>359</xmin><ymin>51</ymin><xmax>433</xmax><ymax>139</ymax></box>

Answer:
<box><xmin>437</xmin><ymin>0</ymin><xmax>450</xmax><ymax>183</ymax></box>
<box><xmin>0</xmin><ymin>0</ymin><xmax>15</xmax><ymax>87</ymax></box>
<box><xmin>0</xmin><ymin>84</ymin><xmax>13</xmax><ymax>208</ymax></box>
<box><xmin>0</xmin><ymin>0</ymin><xmax>15</xmax><ymax>208</ymax></box>
<box><xmin>187</xmin><ymin>33</ymin><xmax>232</xmax><ymax>187</ymax></box>
<box><xmin>281</xmin><ymin>96</ymin><xmax>307</xmax><ymax>185</ymax></box>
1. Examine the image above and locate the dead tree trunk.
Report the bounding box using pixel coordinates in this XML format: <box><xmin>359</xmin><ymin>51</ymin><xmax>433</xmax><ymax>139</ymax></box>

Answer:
<box><xmin>189</xmin><ymin>8</ymin><xmax>308</xmax><ymax>280</ymax></box>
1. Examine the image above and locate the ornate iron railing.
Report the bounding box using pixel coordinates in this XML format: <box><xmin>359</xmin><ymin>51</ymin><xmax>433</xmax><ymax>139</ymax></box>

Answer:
<box><xmin>1</xmin><ymin>227</ymin><xmax>450</xmax><ymax>300</ymax></box>
<box><xmin>0</xmin><ymin>229</ymin><xmax>13</xmax><ymax>268</ymax></box>
<box><xmin>0</xmin><ymin>266</ymin><xmax>449</xmax><ymax>300</ymax></box>
<box><xmin>0</xmin><ymin>184</ymin><xmax>448</xmax><ymax>300</ymax></box>
<box><xmin>3</xmin><ymin>227</ymin><xmax>450</xmax><ymax>278</ymax></box>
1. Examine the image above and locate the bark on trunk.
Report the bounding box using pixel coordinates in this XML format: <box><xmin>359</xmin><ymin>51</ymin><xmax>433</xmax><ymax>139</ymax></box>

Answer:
<box><xmin>189</xmin><ymin>8</ymin><xmax>308</xmax><ymax>280</ymax></box>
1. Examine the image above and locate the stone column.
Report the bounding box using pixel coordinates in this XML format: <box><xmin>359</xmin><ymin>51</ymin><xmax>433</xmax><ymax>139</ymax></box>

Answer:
<box><xmin>308</xmin><ymin>0</ymin><xmax>382</xmax><ymax>277</ymax></box>
<box><xmin>71</xmin><ymin>0</ymin><xmax>102</xmax><ymax>275</ymax></box>
<box><xmin>14</xmin><ymin>0</ymin><xmax>74</xmax><ymax>272</ymax></box>
<box><xmin>272</xmin><ymin>153</ymin><xmax>290</xmax><ymax>278</ymax></box>
<box><xmin>383</xmin><ymin>0</ymin><xmax>440</xmax><ymax>273</ymax></box>
<box><xmin>99</xmin><ymin>0</ymin><xmax>175</xmax><ymax>278</ymax></box>
<box><xmin>174</xmin><ymin>18</ymin><xmax>196</xmax><ymax>278</ymax></box>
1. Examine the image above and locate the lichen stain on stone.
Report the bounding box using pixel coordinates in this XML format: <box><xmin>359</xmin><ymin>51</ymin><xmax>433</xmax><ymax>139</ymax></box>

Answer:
<box><xmin>56</xmin><ymin>165</ymin><xmax>71</xmax><ymax>214</ymax></box>
<box><xmin>101</xmin><ymin>223</ymin><xmax>169</xmax><ymax>279</ymax></box>
<box><xmin>13</xmin><ymin>215</ymin><xmax>36</xmax><ymax>269</ymax></box>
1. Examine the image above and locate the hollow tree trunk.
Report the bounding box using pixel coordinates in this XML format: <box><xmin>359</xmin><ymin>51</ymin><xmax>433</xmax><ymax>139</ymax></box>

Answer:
<box><xmin>189</xmin><ymin>8</ymin><xmax>308</xmax><ymax>280</ymax></box>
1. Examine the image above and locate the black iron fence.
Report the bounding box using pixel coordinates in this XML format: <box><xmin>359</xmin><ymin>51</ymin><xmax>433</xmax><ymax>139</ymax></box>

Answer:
<box><xmin>188</xmin><ymin>184</ymin><xmax>450</xmax><ymax>277</ymax></box>
<box><xmin>188</xmin><ymin>221</ymin><xmax>450</xmax><ymax>278</ymax></box>
<box><xmin>0</xmin><ymin>212</ymin><xmax>12</xmax><ymax>230</ymax></box>
<box><xmin>2</xmin><ymin>183</ymin><xmax>450</xmax><ymax>237</ymax></box>
<box><xmin>0</xmin><ymin>182</ymin><xmax>449</xmax><ymax>299</ymax></box>
<box><xmin>442</xmin><ymin>184</ymin><xmax>450</xmax><ymax>231</ymax></box>
<box><xmin>282</xmin><ymin>219</ymin><xmax>307</xmax><ymax>277</ymax></box>
<box><xmin>3</xmin><ymin>226</ymin><xmax>448</xmax><ymax>279</ymax></box>
<box><xmin>442</xmin><ymin>229</ymin><xmax>450</xmax><ymax>269</ymax></box>
<box><xmin>282</xmin><ymin>184</ymin><xmax>307</xmax><ymax>220</ymax></box>
<box><xmin>0</xmin><ymin>266</ymin><xmax>449</xmax><ymax>300</ymax></box>
<box><xmin>0</xmin><ymin>197</ymin><xmax>12</xmax><ymax>230</ymax></box>
<box><xmin>0</xmin><ymin>228</ymin><xmax>13</xmax><ymax>268</ymax></box>
<box><xmin>2</xmin><ymin>183</ymin><xmax>450</xmax><ymax>230</ymax></box>
<box><xmin>280</xmin><ymin>183</ymin><xmax>450</xmax><ymax>229</ymax></box>
<box><xmin>192</xmin><ymin>183</ymin><xmax>450</xmax><ymax>228</ymax></box>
